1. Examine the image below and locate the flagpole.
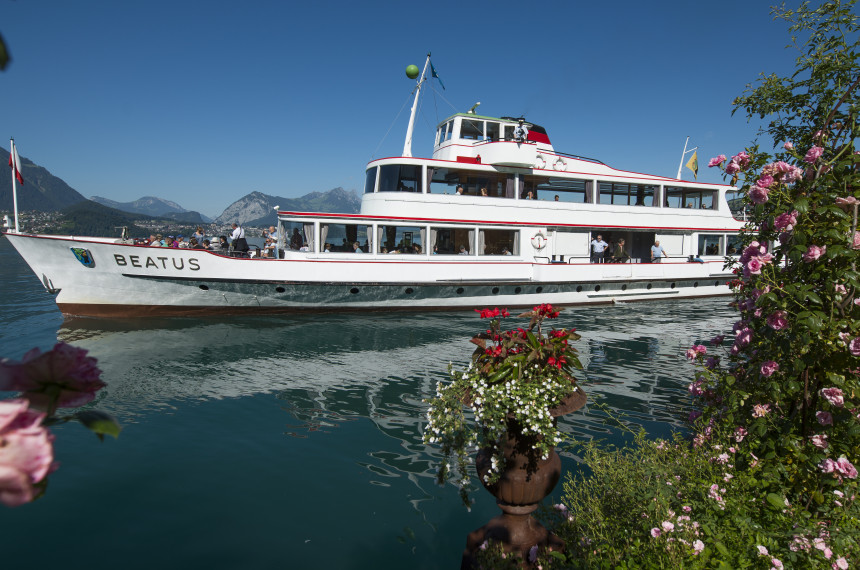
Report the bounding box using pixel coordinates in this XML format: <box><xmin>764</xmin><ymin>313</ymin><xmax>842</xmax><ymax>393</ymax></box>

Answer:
<box><xmin>402</xmin><ymin>53</ymin><xmax>431</xmax><ymax>158</ymax></box>
<box><xmin>676</xmin><ymin>137</ymin><xmax>689</xmax><ymax>179</ymax></box>
<box><xmin>10</xmin><ymin>138</ymin><xmax>19</xmax><ymax>233</ymax></box>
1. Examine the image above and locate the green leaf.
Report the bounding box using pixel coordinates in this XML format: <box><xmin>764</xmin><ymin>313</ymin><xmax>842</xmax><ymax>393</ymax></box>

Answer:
<box><xmin>766</xmin><ymin>492</ymin><xmax>785</xmax><ymax>509</ymax></box>
<box><xmin>715</xmin><ymin>541</ymin><xmax>730</xmax><ymax>557</ymax></box>
<box><xmin>75</xmin><ymin>410</ymin><xmax>122</xmax><ymax>440</ymax></box>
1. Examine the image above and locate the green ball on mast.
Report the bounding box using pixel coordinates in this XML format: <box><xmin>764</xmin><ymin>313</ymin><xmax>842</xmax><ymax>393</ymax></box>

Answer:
<box><xmin>405</xmin><ymin>64</ymin><xmax>419</xmax><ymax>79</ymax></box>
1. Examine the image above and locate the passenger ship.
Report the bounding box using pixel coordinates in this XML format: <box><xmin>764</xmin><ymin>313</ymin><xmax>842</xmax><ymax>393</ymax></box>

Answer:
<box><xmin>4</xmin><ymin>57</ymin><xmax>744</xmax><ymax>318</ymax></box>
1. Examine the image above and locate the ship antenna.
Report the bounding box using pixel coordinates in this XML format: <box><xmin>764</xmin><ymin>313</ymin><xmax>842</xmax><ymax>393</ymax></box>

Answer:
<box><xmin>402</xmin><ymin>53</ymin><xmax>431</xmax><ymax>158</ymax></box>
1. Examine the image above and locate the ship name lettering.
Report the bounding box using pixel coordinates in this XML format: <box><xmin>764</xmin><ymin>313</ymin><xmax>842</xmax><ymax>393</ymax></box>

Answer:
<box><xmin>112</xmin><ymin>254</ymin><xmax>202</xmax><ymax>272</ymax></box>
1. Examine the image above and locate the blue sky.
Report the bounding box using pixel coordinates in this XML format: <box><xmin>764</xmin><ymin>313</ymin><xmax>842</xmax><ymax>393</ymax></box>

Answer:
<box><xmin>2</xmin><ymin>0</ymin><xmax>806</xmax><ymax>217</ymax></box>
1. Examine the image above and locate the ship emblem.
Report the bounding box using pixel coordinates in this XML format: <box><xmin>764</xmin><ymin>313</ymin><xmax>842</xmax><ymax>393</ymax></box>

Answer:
<box><xmin>71</xmin><ymin>247</ymin><xmax>95</xmax><ymax>268</ymax></box>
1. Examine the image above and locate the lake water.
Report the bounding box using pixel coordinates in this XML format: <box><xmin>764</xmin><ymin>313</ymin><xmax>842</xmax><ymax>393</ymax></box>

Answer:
<box><xmin>0</xmin><ymin>237</ymin><xmax>736</xmax><ymax>569</ymax></box>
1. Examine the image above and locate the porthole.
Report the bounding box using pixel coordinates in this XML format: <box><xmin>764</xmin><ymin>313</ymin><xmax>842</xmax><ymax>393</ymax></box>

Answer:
<box><xmin>646</xmin><ymin>283</ymin><xmax>652</xmax><ymax>290</ymax></box>
<box><xmin>350</xmin><ymin>287</ymin><xmax>360</xmax><ymax>294</ymax></box>
<box><xmin>405</xmin><ymin>287</ymin><xmax>414</xmax><ymax>294</ymax></box>
<box><xmin>514</xmin><ymin>287</ymin><xmax>522</xmax><ymax>294</ymax></box>
<box><xmin>594</xmin><ymin>285</ymin><xmax>601</xmax><ymax>292</ymax></box>
<box><xmin>576</xmin><ymin>286</ymin><xmax>582</xmax><ymax>293</ymax></box>
<box><xmin>714</xmin><ymin>281</ymin><xmax>719</xmax><ymax>287</ymax></box>
<box><xmin>670</xmin><ymin>282</ymin><xmax>676</xmax><ymax>289</ymax></box>
<box><xmin>693</xmin><ymin>282</ymin><xmax>699</xmax><ymax>288</ymax></box>
<box><xmin>492</xmin><ymin>287</ymin><xmax>500</xmax><ymax>295</ymax></box>
<box><xmin>536</xmin><ymin>286</ymin><xmax>543</xmax><ymax>294</ymax></box>
<box><xmin>456</xmin><ymin>287</ymin><xmax>464</xmax><ymax>295</ymax></box>
<box><xmin>621</xmin><ymin>284</ymin><xmax>627</xmax><ymax>291</ymax></box>
<box><xmin>198</xmin><ymin>285</ymin><xmax>209</xmax><ymax>291</ymax></box>
<box><xmin>275</xmin><ymin>286</ymin><xmax>286</xmax><ymax>293</ymax></box>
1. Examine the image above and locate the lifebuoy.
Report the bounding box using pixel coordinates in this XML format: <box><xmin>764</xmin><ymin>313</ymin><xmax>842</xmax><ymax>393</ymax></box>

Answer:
<box><xmin>554</xmin><ymin>158</ymin><xmax>566</xmax><ymax>171</ymax></box>
<box><xmin>534</xmin><ymin>155</ymin><xmax>546</xmax><ymax>170</ymax></box>
<box><xmin>531</xmin><ymin>231</ymin><xmax>547</xmax><ymax>250</ymax></box>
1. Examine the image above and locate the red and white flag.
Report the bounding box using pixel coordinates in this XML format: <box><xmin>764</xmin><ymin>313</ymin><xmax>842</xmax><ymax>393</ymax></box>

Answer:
<box><xmin>9</xmin><ymin>141</ymin><xmax>23</xmax><ymax>185</ymax></box>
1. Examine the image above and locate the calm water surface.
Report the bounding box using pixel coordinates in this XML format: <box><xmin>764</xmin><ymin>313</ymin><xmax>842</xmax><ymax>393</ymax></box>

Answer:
<box><xmin>0</xmin><ymin>237</ymin><xmax>736</xmax><ymax>569</ymax></box>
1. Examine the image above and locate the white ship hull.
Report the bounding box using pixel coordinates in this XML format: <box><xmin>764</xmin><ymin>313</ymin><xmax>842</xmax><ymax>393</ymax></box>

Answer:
<box><xmin>4</xmin><ymin>231</ymin><xmax>733</xmax><ymax>318</ymax></box>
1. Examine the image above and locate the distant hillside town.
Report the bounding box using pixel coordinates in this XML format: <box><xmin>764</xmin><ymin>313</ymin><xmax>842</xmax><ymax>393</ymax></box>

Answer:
<box><xmin>0</xmin><ymin>146</ymin><xmax>360</xmax><ymax>237</ymax></box>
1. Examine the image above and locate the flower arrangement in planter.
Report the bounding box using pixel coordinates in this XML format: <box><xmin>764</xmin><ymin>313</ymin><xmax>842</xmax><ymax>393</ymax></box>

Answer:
<box><xmin>423</xmin><ymin>304</ymin><xmax>585</xmax><ymax>507</ymax></box>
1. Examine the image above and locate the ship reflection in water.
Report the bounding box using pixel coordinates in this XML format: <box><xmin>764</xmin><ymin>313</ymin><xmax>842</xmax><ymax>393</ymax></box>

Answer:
<box><xmin>57</xmin><ymin>298</ymin><xmax>736</xmax><ymax>462</ymax></box>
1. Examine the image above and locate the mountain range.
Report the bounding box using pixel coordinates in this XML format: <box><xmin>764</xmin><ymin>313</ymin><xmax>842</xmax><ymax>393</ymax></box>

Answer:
<box><xmin>1</xmin><ymin>146</ymin><xmax>361</xmax><ymax>230</ymax></box>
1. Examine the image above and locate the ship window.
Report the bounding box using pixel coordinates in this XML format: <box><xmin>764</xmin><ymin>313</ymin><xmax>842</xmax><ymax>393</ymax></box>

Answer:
<box><xmin>431</xmin><ymin>227</ymin><xmax>474</xmax><ymax>255</ymax></box>
<box><xmin>461</xmin><ymin>119</ymin><xmax>483</xmax><ymax>140</ymax></box>
<box><xmin>427</xmin><ymin>167</ymin><xmax>511</xmax><ymax>197</ymax></box>
<box><xmin>725</xmin><ymin>234</ymin><xmax>743</xmax><ymax>256</ymax></box>
<box><xmin>598</xmin><ymin>182</ymin><xmax>655</xmax><ymax>206</ymax></box>
<box><xmin>726</xmin><ymin>190</ymin><xmax>746</xmax><ymax>219</ymax></box>
<box><xmin>376</xmin><ymin>225</ymin><xmax>425</xmax><ymax>254</ymax></box>
<box><xmin>665</xmin><ymin>187</ymin><xmax>716</xmax><ymax>209</ymax></box>
<box><xmin>282</xmin><ymin>221</ymin><xmax>316</xmax><ymax>252</ymax></box>
<box><xmin>364</xmin><ymin>167</ymin><xmax>377</xmax><ymax>194</ymax></box>
<box><xmin>319</xmin><ymin>223</ymin><xmax>372</xmax><ymax>253</ymax></box>
<box><xmin>486</xmin><ymin>122</ymin><xmax>500</xmax><ymax>142</ymax></box>
<box><xmin>698</xmin><ymin>234</ymin><xmax>723</xmax><ymax>256</ymax></box>
<box><xmin>378</xmin><ymin>164</ymin><xmax>420</xmax><ymax>193</ymax></box>
<box><xmin>534</xmin><ymin>177</ymin><xmax>592</xmax><ymax>203</ymax></box>
<box><xmin>479</xmin><ymin>229</ymin><xmax>519</xmax><ymax>255</ymax></box>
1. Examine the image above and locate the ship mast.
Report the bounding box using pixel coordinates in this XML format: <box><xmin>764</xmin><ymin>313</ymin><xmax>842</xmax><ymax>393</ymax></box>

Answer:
<box><xmin>402</xmin><ymin>53</ymin><xmax>431</xmax><ymax>158</ymax></box>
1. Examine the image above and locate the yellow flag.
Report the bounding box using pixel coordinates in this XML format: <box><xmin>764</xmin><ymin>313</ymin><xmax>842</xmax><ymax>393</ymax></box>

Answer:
<box><xmin>685</xmin><ymin>150</ymin><xmax>699</xmax><ymax>180</ymax></box>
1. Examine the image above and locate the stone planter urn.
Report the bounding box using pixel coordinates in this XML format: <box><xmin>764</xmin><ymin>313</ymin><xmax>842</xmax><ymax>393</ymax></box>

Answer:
<box><xmin>461</xmin><ymin>388</ymin><xmax>587</xmax><ymax>568</ymax></box>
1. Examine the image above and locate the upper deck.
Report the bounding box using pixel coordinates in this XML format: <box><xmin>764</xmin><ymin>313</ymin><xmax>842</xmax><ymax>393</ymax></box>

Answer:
<box><xmin>359</xmin><ymin>110</ymin><xmax>744</xmax><ymax>233</ymax></box>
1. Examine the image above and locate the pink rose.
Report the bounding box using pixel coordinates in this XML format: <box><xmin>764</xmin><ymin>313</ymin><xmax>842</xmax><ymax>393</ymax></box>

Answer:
<box><xmin>820</xmin><ymin>458</ymin><xmax>837</xmax><ymax>473</ymax></box>
<box><xmin>767</xmin><ymin>311</ymin><xmax>788</xmax><ymax>330</ymax></box>
<box><xmin>710</xmin><ymin>335</ymin><xmax>725</xmax><ymax>346</ymax></box>
<box><xmin>854</xmin><ymin>232</ymin><xmax>860</xmax><ymax>250</ymax></box>
<box><xmin>834</xmin><ymin>557</ymin><xmax>849</xmax><ymax>570</ymax></box>
<box><xmin>752</xmin><ymin>403</ymin><xmax>771</xmax><ymax>418</ymax></box>
<box><xmin>850</xmin><ymin>338</ymin><xmax>860</xmax><ymax>356</ymax></box>
<box><xmin>821</xmin><ymin>388</ymin><xmax>844</xmax><ymax>408</ymax></box>
<box><xmin>708</xmin><ymin>155</ymin><xmax>727</xmax><ymax>168</ymax></box>
<box><xmin>749</xmin><ymin>186</ymin><xmax>769</xmax><ymax>204</ymax></box>
<box><xmin>760</xmin><ymin>361</ymin><xmax>779</xmax><ymax>377</ymax></box>
<box><xmin>783</xmin><ymin>142</ymin><xmax>794</xmax><ymax>150</ymax></box>
<box><xmin>756</xmin><ymin>175</ymin><xmax>774</xmax><ymax>188</ymax></box>
<box><xmin>732</xmin><ymin>151</ymin><xmax>751</xmax><ymax>168</ymax></box>
<box><xmin>0</xmin><ymin>343</ymin><xmax>105</xmax><ymax>413</ymax></box>
<box><xmin>0</xmin><ymin>399</ymin><xmax>55</xmax><ymax>507</ymax></box>
<box><xmin>725</xmin><ymin>161</ymin><xmax>740</xmax><ymax>174</ymax></box>
<box><xmin>735</xmin><ymin>327</ymin><xmax>752</xmax><ymax>347</ymax></box>
<box><xmin>817</xmin><ymin>411</ymin><xmax>833</xmax><ymax>426</ymax></box>
<box><xmin>803</xmin><ymin>146</ymin><xmax>824</xmax><ymax>163</ymax></box>
<box><xmin>651</xmin><ymin>528</ymin><xmax>662</xmax><ymax>538</ymax></box>
<box><xmin>836</xmin><ymin>457</ymin><xmax>858</xmax><ymax>479</ymax></box>
<box><xmin>802</xmin><ymin>245</ymin><xmax>826</xmax><ymax>262</ymax></box>
<box><xmin>734</xmin><ymin>427</ymin><xmax>747</xmax><ymax>442</ymax></box>
<box><xmin>746</xmin><ymin>257</ymin><xmax>763</xmax><ymax>274</ymax></box>
<box><xmin>811</xmin><ymin>434</ymin><xmax>829</xmax><ymax>449</ymax></box>
<box><xmin>774</xmin><ymin>210</ymin><xmax>798</xmax><ymax>232</ymax></box>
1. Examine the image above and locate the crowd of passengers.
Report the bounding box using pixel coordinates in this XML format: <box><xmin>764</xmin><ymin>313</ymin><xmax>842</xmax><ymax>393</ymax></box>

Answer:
<box><xmin>136</xmin><ymin>224</ymin><xmax>282</xmax><ymax>258</ymax></box>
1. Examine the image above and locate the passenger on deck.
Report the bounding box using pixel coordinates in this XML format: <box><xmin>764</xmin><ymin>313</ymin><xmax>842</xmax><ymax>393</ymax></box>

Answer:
<box><xmin>513</xmin><ymin>118</ymin><xmax>528</xmax><ymax>143</ymax></box>
<box><xmin>230</xmin><ymin>223</ymin><xmax>249</xmax><ymax>255</ymax></box>
<box><xmin>324</xmin><ymin>243</ymin><xmax>332</xmax><ymax>253</ymax></box>
<box><xmin>192</xmin><ymin>226</ymin><xmax>205</xmax><ymax>243</ymax></box>
<box><xmin>651</xmin><ymin>240</ymin><xmax>666</xmax><ymax>263</ymax></box>
<box><xmin>456</xmin><ymin>185</ymin><xmax>465</xmax><ymax>196</ymax></box>
<box><xmin>413</xmin><ymin>244</ymin><xmax>422</xmax><ymax>254</ymax></box>
<box><xmin>554</xmin><ymin>195</ymin><xmax>560</xmax><ymax>201</ymax></box>
<box><xmin>612</xmin><ymin>239</ymin><xmax>630</xmax><ymax>263</ymax></box>
<box><xmin>480</xmin><ymin>187</ymin><xmax>488</xmax><ymax>196</ymax></box>
<box><xmin>353</xmin><ymin>242</ymin><xmax>364</xmax><ymax>253</ymax></box>
<box><xmin>459</xmin><ymin>246</ymin><xmax>469</xmax><ymax>255</ymax></box>
<box><xmin>590</xmin><ymin>235</ymin><xmax>608</xmax><ymax>263</ymax></box>
<box><xmin>290</xmin><ymin>228</ymin><xmax>303</xmax><ymax>250</ymax></box>
<box><xmin>202</xmin><ymin>239</ymin><xmax>212</xmax><ymax>250</ymax></box>
<box><xmin>218</xmin><ymin>236</ymin><xmax>229</xmax><ymax>251</ymax></box>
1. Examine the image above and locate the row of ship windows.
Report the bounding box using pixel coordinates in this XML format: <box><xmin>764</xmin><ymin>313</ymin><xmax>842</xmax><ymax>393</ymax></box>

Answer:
<box><xmin>365</xmin><ymin>164</ymin><xmax>725</xmax><ymax>209</ymax></box>
<box><xmin>279</xmin><ymin>221</ymin><xmax>741</xmax><ymax>258</ymax></box>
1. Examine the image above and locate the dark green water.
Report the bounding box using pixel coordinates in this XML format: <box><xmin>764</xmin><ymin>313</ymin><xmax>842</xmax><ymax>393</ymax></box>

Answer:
<box><xmin>0</xmin><ymin>237</ymin><xmax>736</xmax><ymax>569</ymax></box>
